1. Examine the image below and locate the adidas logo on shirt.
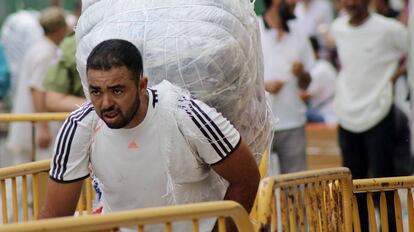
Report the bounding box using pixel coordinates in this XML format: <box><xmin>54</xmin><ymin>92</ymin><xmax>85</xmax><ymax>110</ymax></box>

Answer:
<box><xmin>128</xmin><ymin>140</ymin><xmax>139</xmax><ymax>149</ymax></box>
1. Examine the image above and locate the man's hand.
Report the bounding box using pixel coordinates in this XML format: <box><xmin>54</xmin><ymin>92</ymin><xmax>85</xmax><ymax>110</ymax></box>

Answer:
<box><xmin>299</xmin><ymin>89</ymin><xmax>311</xmax><ymax>103</ymax></box>
<box><xmin>390</xmin><ymin>63</ymin><xmax>406</xmax><ymax>84</ymax></box>
<box><xmin>265</xmin><ymin>80</ymin><xmax>285</xmax><ymax>93</ymax></box>
<box><xmin>292</xmin><ymin>61</ymin><xmax>311</xmax><ymax>90</ymax></box>
<box><xmin>37</xmin><ymin>123</ymin><xmax>51</xmax><ymax>149</ymax></box>
<box><xmin>292</xmin><ymin>62</ymin><xmax>305</xmax><ymax>78</ymax></box>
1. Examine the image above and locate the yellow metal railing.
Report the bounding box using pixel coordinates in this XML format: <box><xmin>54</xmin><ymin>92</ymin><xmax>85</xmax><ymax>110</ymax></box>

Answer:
<box><xmin>0</xmin><ymin>113</ymin><xmax>69</xmax><ymax>161</ymax></box>
<box><xmin>0</xmin><ymin>159</ymin><xmax>94</xmax><ymax>223</ymax></box>
<box><xmin>352</xmin><ymin>176</ymin><xmax>414</xmax><ymax>232</ymax></box>
<box><xmin>0</xmin><ymin>201</ymin><xmax>254</xmax><ymax>232</ymax></box>
<box><xmin>0</xmin><ymin>113</ymin><xmax>69</xmax><ymax>122</ymax></box>
<box><xmin>249</xmin><ymin>148</ymin><xmax>269</xmax><ymax>229</ymax></box>
<box><xmin>256</xmin><ymin>167</ymin><xmax>353</xmax><ymax>232</ymax></box>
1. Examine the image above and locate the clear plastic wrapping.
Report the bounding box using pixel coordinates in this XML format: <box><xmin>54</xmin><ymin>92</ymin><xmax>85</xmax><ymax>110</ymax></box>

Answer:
<box><xmin>76</xmin><ymin>0</ymin><xmax>272</xmax><ymax>160</ymax></box>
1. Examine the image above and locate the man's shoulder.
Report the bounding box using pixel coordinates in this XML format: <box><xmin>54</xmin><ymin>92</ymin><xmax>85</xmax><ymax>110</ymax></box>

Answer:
<box><xmin>66</xmin><ymin>102</ymin><xmax>97</xmax><ymax>123</ymax></box>
<box><xmin>151</xmin><ymin>80</ymin><xmax>192</xmax><ymax>104</ymax></box>
<box><xmin>331</xmin><ymin>15</ymin><xmax>349</xmax><ymax>31</ymax></box>
<box><xmin>150</xmin><ymin>80</ymin><xmax>212</xmax><ymax>119</ymax></box>
<box><xmin>370</xmin><ymin>13</ymin><xmax>406</xmax><ymax>31</ymax></box>
<box><xmin>60</xmin><ymin>33</ymin><xmax>76</xmax><ymax>49</ymax></box>
<box><xmin>151</xmin><ymin>80</ymin><xmax>182</xmax><ymax>92</ymax></box>
<box><xmin>59</xmin><ymin>34</ymin><xmax>77</xmax><ymax>65</ymax></box>
<box><xmin>24</xmin><ymin>38</ymin><xmax>55</xmax><ymax>66</ymax></box>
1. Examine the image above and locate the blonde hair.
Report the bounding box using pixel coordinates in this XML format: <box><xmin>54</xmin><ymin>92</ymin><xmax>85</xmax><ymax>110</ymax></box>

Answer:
<box><xmin>39</xmin><ymin>7</ymin><xmax>67</xmax><ymax>34</ymax></box>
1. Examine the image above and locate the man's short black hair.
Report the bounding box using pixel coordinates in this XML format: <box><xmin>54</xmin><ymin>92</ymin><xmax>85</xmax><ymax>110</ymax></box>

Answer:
<box><xmin>87</xmin><ymin>39</ymin><xmax>143</xmax><ymax>82</ymax></box>
<box><xmin>264</xmin><ymin>0</ymin><xmax>273</xmax><ymax>10</ymax></box>
<box><xmin>263</xmin><ymin>0</ymin><xmax>295</xmax><ymax>32</ymax></box>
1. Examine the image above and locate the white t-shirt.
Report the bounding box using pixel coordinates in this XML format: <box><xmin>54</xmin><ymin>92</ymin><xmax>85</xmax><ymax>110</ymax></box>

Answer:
<box><xmin>294</xmin><ymin>0</ymin><xmax>334</xmax><ymax>37</ymax></box>
<box><xmin>331</xmin><ymin>14</ymin><xmax>407</xmax><ymax>132</ymax></box>
<box><xmin>308</xmin><ymin>59</ymin><xmax>337</xmax><ymax>123</ymax></box>
<box><xmin>7</xmin><ymin>36</ymin><xmax>60</xmax><ymax>158</ymax></box>
<box><xmin>49</xmin><ymin>81</ymin><xmax>240</xmax><ymax>231</ymax></box>
<box><xmin>259</xmin><ymin>17</ymin><xmax>315</xmax><ymax>131</ymax></box>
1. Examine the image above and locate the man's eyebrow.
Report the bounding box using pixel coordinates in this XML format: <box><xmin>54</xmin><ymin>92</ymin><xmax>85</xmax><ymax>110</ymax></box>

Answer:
<box><xmin>89</xmin><ymin>85</ymin><xmax>100</xmax><ymax>89</ymax></box>
<box><xmin>108</xmin><ymin>85</ymin><xmax>125</xmax><ymax>89</ymax></box>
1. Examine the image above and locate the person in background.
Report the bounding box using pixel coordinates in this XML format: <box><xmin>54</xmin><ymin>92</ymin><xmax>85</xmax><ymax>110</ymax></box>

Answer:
<box><xmin>408</xmin><ymin>1</ymin><xmax>414</xmax><ymax>175</ymax></box>
<box><xmin>0</xmin><ymin>10</ymin><xmax>43</xmax><ymax>99</ymax></box>
<box><xmin>373</xmin><ymin>0</ymin><xmax>400</xmax><ymax>18</ymax></box>
<box><xmin>0</xmin><ymin>41</ymin><xmax>10</xmax><ymax>137</ymax></box>
<box><xmin>302</xmin><ymin>36</ymin><xmax>337</xmax><ymax>124</ymax></box>
<box><xmin>331</xmin><ymin>0</ymin><xmax>408</xmax><ymax>229</ymax></box>
<box><xmin>294</xmin><ymin>0</ymin><xmax>333</xmax><ymax>37</ymax></box>
<box><xmin>294</xmin><ymin>0</ymin><xmax>334</xmax><ymax>59</ymax></box>
<box><xmin>43</xmin><ymin>33</ymin><xmax>85</xmax><ymax>112</ymax></box>
<box><xmin>0</xmin><ymin>41</ymin><xmax>10</xmax><ymax>104</ymax></box>
<box><xmin>260</xmin><ymin>0</ymin><xmax>315</xmax><ymax>174</ymax></box>
<box><xmin>7</xmin><ymin>7</ymin><xmax>68</xmax><ymax>163</ymax></box>
<box><xmin>44</xmin><ymin>1</ymin><xmax>85</xmax><ymax>112</ymax></box>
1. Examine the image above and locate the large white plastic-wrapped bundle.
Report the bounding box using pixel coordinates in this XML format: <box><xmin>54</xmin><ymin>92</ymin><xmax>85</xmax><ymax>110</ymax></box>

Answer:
<box><xmin>1</xmin><ymin>10</ymin><xmax>43</xmax><ymax>94</ymax></box>
<box><xmin>76</xmin><ymin>0</ymin><xmax>272</xmax><ymax>160</ymax></box>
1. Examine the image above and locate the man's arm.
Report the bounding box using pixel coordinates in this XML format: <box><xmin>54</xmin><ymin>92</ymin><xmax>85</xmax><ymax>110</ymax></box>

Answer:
<box><xmin>292</xmin><ymin>62</ymin><xmax>312</xmax><ymax>90</ymax></box>
<box><xmin>38</xmin><ymin>178</ymin><xmax>83</xmax><ymax>219</ymax></box>
<box><xmin>31</xmin><ymin>88</ymin><xmax>51</xmax><ymax>148</ymax></box>
<box><xmin>40</xmin><ymin>102</ymin><xmax>94</xmax><ymax>219</ymax></box>
<box><xmin>390</xmin><ymin>63</ymin><xmax>407</xmax><ymax>84</ymax></box>
<box><xmin>45</xmin><ymin>91</ymin><xmax>86</xmax><ymax>112</ymax></box>
<box><xmin>212</xmin><ymin>140</ymin><xmax>260</xmax><ymax>231</ymax></box>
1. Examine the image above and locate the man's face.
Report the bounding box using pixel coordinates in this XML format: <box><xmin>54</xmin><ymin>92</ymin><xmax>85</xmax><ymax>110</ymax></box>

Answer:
<box><xmin>272</xmin><ymin>0</ymin><xmax>296</xmax><ymax>14</ymax></box>
<box><xmin>87</xmin><ymin>66</ymin><xmax>146</xmax><ymax>129</ymax></box>
<box><xmin>285</xmin><ymin>0</ymin><xmax>298</xmax><ymax>12</ymax></box>
<box><xmin>343</xmin><ymin>0</ymin><xmax>369</xmax><ymax>20</ymax></box>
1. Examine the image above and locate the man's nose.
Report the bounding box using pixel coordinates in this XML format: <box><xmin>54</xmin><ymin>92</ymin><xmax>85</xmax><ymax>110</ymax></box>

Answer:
<box><xmin>101</xmin><ymin>94</ymin><xmax>114</xmax><ymax>109</ymax></box>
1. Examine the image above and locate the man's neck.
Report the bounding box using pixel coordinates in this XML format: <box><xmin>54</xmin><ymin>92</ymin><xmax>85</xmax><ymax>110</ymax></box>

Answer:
<box><xmin>124</xmin><ymin>91</ymin><xmax>149</xmax><ymax>129</ymax></box>
<box><xmin>303</xmin><ymin>0</ymin><xmax>311</xmax><ymax>9</ymax></box>
<box><xmin>264</xmin><ymin>12</ymin><xmax>285</xmax><ymax>40</ymax></box>
<box><xmin>264</xmin><ymin>9</ymin><xmax>278</xmax><ymax>28</ymax></box>
<box><xmin>349</xmin><ymin>12</ymin><xmax>370</xmax><ymax>27</ymax></box>
<box><xmin>46</xmin><ymin>33</ymin><xmax>62</xmax><ymax>46</ymax></box>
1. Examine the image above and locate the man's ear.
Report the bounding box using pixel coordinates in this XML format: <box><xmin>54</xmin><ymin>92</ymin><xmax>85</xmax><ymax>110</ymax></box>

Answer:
<box><xmin>139</xmin><ymin>76</ymin><xmax>148</xmax><ymax>93</ymax></box>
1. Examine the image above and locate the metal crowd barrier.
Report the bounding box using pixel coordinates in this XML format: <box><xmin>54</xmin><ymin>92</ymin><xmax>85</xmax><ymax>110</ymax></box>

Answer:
<box><xmin>0</xmin><ymin>159</ymin><xmax>94</xmax><ymax>223</ymax></box>
<box><xmin>256</xmin><ymin>167</ymin><xmax>353</xmax><ymax>232</ymax></box>
<box><xmin>0</xmin><ymin>201</ymin><xmax>254</xmax><ymax>232</ymax></box>
<box><xmin>0</xmin><ymin>113</ymin><xmax>69</xmax><ymax>161</ymax></box>
<box><xmin>353</xmin><ymin>176</ymin><xmax>414</xmax><ymax>232</ymax></box>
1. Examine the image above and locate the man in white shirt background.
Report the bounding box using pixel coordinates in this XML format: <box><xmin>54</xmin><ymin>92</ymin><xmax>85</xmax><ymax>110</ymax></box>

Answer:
<box><xmin>260</xmin><ymin>0</ymin><xmax>315</xmax><ymax>174</ymax></box>
<box><xmin>6</xmin><ymin>7</ymin><xmax>68</xmax><ymax>163</ymax></box>
<box><xmin>331</xmin><ymin>0</ymin><xmax>408</xmax><ymax>229</ymax></box>
<box><xmin>294</xmin><ymin>0</ymin><xmax>334</xmax><ymax>59</ymax></box>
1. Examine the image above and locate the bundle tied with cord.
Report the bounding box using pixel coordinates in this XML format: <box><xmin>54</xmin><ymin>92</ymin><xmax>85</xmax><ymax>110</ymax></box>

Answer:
<box><xmin>76</xmin><ymin>0</ymin><xmax>272</xmax><ymax>161</ymax></box>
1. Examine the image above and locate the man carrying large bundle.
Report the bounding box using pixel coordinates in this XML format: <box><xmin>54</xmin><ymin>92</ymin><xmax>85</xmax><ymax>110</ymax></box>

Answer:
<box><xmin>40</xmin><ymin>0</ymin><xmax>268</xmax><ymax>230</ymax></box>
<box><xmin>40</xmin><ymin>38</ymin><xmax>260</xmax><ymax>232</ymax></box>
